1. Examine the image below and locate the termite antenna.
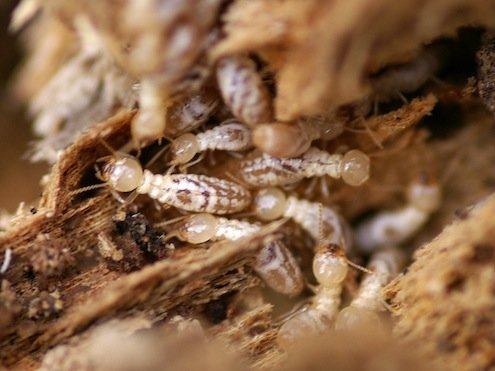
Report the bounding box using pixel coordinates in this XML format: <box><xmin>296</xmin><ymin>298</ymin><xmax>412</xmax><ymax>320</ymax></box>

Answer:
<box><xmin>274</xmin><ymin>297</ymin><xmax>312</xmax><ymax>325</ymax></box>
<box><xmin>99</xmin><ymin>138</ymin><xmax>118</xmax><ymax>155</ymax></box>
<box><xmin>154</xmin><ymin>215</ymin><xmax>189</xmax><ymax>229</ymax></box>
<box><xmin>346</xmin><ymin>258</ymin><xmax>374</xmax><ymax>275</ymax></box>
<box><xmin>359</xmin><ymin>116</ymin><xmax>383</xmax><ymax>150</ymax></box>
<box><xmin>145</xmin><ymin>143</ymin><xmax>171</xmax><ymax>168</ymax></box>
<box><xmin>396</xmin><ymin>90</ymin><xmax>408</xmax><ymax>104</ymax></box>
<box><xmin>263</xmin><ymin>217</ymin><xmax>290</xmax><ymax>236</ymax></box>
<box><xmin>68</xmin><ymin>183</ymin><xmax>107</xmax><ymax>196</ymax></box>
<box><xmin>344</xmin><ymin>117</ymin><xmax>383</xmax><ymax>150</ymax></box>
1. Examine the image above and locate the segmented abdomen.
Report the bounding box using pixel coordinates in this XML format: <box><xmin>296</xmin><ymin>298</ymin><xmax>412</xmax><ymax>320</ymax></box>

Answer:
<box><xmin>239</xmin><ymin>155</ymin><xmax>305</xmax><ymax>186</ymax></box>
<box><xmin>138</xmin><ymin>171</ymin><xmax>251</xmax><ymax>214</ymax></box>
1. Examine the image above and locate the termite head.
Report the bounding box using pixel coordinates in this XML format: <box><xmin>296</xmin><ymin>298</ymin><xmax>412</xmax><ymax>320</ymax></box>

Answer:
<box><xmin>97</xmin><ymin>154</ymin><xmax>144</xmax><ymax>193</ymax></box>
<box><xmin>312</xmin><ymin>243</ymin><xmax>348</xmax><ymax>287</ymax></box>
<box><xmin>169</xmin><ymin>133</ymin><xmax>199</xmax><ymax>165</ymax></box>
<box><xmin>340</xmin><ymin>150</ymin><xmax>370</xmax><ymax>187</ymax></box>
<box><xmin>407</xmin><ymin>174</ymin><xmax>441</xmax><ymax>213</ymax></box>
<box><xmin>176</xmin><ymin>213</ymin><xmax>218</xmax><ymax>244</ymax></box>
<box><xmin>253</xmin><ymin>187</ymin><xmax>287</xmax><ymax>221</ymax></box>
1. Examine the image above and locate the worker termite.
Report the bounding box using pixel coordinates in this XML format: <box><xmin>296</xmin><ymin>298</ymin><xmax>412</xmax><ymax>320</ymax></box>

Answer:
<box><xmin>216</xmin><ymin>55</ymin><xmax>273</xmax><ymax>126</ymax></box>
<box><xmin>165</xmin><ymin>87</ymin><xmax>220</xmax><ymax>137</ymax></box>
<box><xmin>131</xmin><ymin>84</ymin><xmax>220</xmax><ymax>145</ymax></box>
<box><xmin>239</xmin><ymin>147</ymin><xmax>370</xmax><ymax>187</ymax></box>
<box><xmin>253</xmin><ymin>187</ymin><xmax>352</xmax><ymax>249</ymax></box>
<box><xmin>160</xmin><ymin>213</ymin><xmax>304</xmax><ymax>297</ymax></box>
<box><xmin>355</xmin><ymin>176</ymin><xmax>441</xmax><ymax>253</ymax></box>
<box><xmin>371</xmin><ymin>43</ymin><xmax>447</xmax><ymax>102</ymax></box>
<box><xmin>277</xmin><ymin>243</ymin><xmax>349</xmax><ymax>349</ymax></box>
<box><xmin>335</xmin><ymin>247</ymin><xmax>405</xmax><ymax>330</ymax></box>
<box><xmin>131</xmin><ymin>79</ymin><xmax>170</xmax><ymax>144</ymax></box>
<box><xmin>75</xmin><ymin>146</ymin><xmax>251</xmax><ymax>214</ymax></box>
<box><xmin>168</xmin><ymin>120</ymin><xmax>252</xmax><ymax>165</ymax></box>
<box><xmin>252</xmin><ymin>117</ymin><xmax>344</xmax><ymax>158</ymax></box>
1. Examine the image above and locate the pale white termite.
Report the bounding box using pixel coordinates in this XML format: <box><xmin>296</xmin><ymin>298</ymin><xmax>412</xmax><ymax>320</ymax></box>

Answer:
<box><xmin>335</xmin><ymin>247</ymin><xmax>405</xmax><ymax>330</ymax></box>
<box><xmin>277</xmin><ymin>243</ymin><xmax>349</xmax><ymax>349</ymax></box>
<box><xmin>252</xmin><ymin>118</ymin><xmax>344</xmax><ymax>158</ymax></box>
<box><xmin>168</xmin><ymin>120</ymin><xmax>252</xmax><ymax>165</ymax></box>
<box><xmin>216</xmin><ymin>55</ymin><xmax>273</xmax><ymax>127</ymax></box>
<box><xmin>131</xmin><ymin>85</ymin><xmax>219</xmax><ymax>144</ymax></box>
<box><xmin>239</xmin><ymin>147</ymin><xmax>370</xmax><ymax>187</ymax></box>
<box><xmin>253</xmin><ymin>187</ymin><xmax>353</xmax><ymax>250</ymax></box>
<box><xmin>372</xmin><ymin>44</ymin><xmax>447</xmax><ymax>101</ymax></box>
<box><xmin>131</xmin><ymin>78</ymin><xmax>168</xmax><ymax>143</ymax></box>
<box><xmin>163</xmin><ymin>213</ymin><xmax>304</xmax><ymax>296</ymax></box>
<box><xmin>355</xmin><ymin>177</ymin><xmax>441</xmax><ymax>252</ymax></box>
<box><xmin>97</xmin><ymin>153</ymin><xmax>251</xmax><ymax>214</ymax></box>
<box><xmin>165</xmin><ymin>87</ymin><xmax>220</xmax><ymax>137</ymax></box>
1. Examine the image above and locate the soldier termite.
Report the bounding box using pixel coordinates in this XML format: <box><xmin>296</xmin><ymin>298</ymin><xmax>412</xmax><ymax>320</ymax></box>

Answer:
<box><xmin>216</xmin><ymin>55</ymin><xmax>273</xmax><ymax>127</ymax></box>
<box><xmin>168</xmin><ymin>120</ymin><xmax>252</xmax><ymax>165</ymax></box>
<box><xmin>252</xmin><ymin>117</ymin><xmax>344</xmax><ymax>158</ymax></box>
<box><xmin>72</xmin><ymin>143</ymin><xmax>251</xmax><ymax>215</ymax></box>
<box><xmin>355</xmin><ymin>176</ymin><xmax>441</xmax><ymax>253</ymax></box>
<box><xmin>253</xmin><ymin>187</ymin><xmax>353</xmax><ymax>249</ymax></box>
<box><xmin>159</xmin><ymin>213</ymin><xmax>304</xmax><ymax>297</ymax></box>
<box><xmin>335</xmin><ymin>247</ymin><xmax>405</xmax><ymax>330</ymax></box>
<box><xmin>239</xmin><ymin>147</ymin><xmax>370</xmax><ymax>187</ymax></box>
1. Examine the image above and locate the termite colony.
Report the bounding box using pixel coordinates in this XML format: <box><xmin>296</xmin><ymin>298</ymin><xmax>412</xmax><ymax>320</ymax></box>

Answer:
<box><xmin>65</xmin><ymin>43</ymin><xmax>447</xmax><ymax>351</ymax></box>
<box><xmin>12</xmin><ymin>0</ymin><xmax>469</xmax><ymax>359</ymax></box>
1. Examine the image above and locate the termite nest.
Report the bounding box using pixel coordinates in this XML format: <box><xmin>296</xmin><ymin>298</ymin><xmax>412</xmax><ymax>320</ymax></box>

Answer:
<box><xmin>4</xmin><ymin>1</ymin><xmax>495</xmax><ymax>369</ymax></box>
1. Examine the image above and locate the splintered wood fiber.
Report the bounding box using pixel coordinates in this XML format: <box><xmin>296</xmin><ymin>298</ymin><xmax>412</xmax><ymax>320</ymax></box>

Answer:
<box><xmin>3</xmin><ymin>0</ymin><xmax>495</xmax><ymax>370</ymax></box>
<box><xmin>386</xmin><ymin>195</ymin><xmax>495</xmax><ymax>371</ymax></box>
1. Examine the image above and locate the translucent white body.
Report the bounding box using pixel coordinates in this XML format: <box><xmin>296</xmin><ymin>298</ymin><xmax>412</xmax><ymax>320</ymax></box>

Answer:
<box><xmin>240</xmin><ymin>147</ymin><xmax>370</xmax><ymax>187</ymax></box>
<box><xmin>335</xmin><ymin>248</ymin><xmax>404</xmax><ymax>330</ymax></box>
<box><xmin>254</xmin><ymin>188</ymin><xmax>353</xmax><ymax>251</ymax></box>
<box><xmin>169</xmin><ymin>121</ymin><xmax>252</xmax><ymax>164</ymax></box>
<box><xmin>355</xmin><ymin>182</ymin><xmax>441</xmax><ymax>252</ymax></box>
<box><xmin>101</xmin><ymin>154</ymin><xmax>251</xmax><ymax>214</ymax></box>
<box><xmin>216</xmin><ymin>55</ymin><xmax>272</xmax><ymax>126</ymax></box>
<box><xmin>169</xmin><ymin>214</ymin><xmax>304</xmax><ymax>296</ymax></box>
<box><xmin>277</xmin><ymin>244</ymin><xmax>348</xmax><ymax>349</ymax></box>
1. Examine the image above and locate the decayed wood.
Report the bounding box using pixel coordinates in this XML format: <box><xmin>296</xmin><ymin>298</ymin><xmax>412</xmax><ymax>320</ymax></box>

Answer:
<box><xmin>386</xmin><ymin>194</ymin><xmax>495</xmax><ymax>370</ymax></box>
<box><xmin>0</xmin><ymin>111</ymin><xmax>279</xmax><ymax>369</ymax></box>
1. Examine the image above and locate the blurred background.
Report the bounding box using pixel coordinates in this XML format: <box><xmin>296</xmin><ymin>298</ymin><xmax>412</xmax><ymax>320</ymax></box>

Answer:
<box><xmin>0</xmin><ymin>1</ymin><xmax>46</xmax><ymax>212</ymax></box>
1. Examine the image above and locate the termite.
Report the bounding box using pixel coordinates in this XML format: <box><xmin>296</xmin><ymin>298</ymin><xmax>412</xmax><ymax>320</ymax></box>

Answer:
<box><xmin>277</xmin><ymin>243</ymin><xmax>348</xmax><ymax>349</ymax></box>
<box><xmin>253</xmin><ymin>187</ymin><xmax>353</xmax><ymax>249</ymax></box>
<box><xmin>216</xmin><ymin>55</ymin><xmax>273</xmax><ymax>127</ymax></box>
<box><xmin>355</xmin><ymin>176</ymin><xmax>441</xmax><ymax>252</ymax></box>
<box><xmin>168</xmin><ymin>120</ymin><xmax>252</xmax><ymax>165</ymax></box>
<box><xmin>335</xmin><ymin>247</ymin><xmax>405</xmax><ymax>330</ymax></box>
<box><xmin>252</xmin><ymin>117</ymin><xmax>344</xmax><ymax>158</ymax></box>
<box><xmin>239</xmin><ymin>147</ymin><xmax>370</xmax><ymax>187</ymax></box>
<box><xmin>372</xmin><ymin>43</ymin><xmax>447</xmax><ymax>102</ymax></box>
<box><xmin>161</xmin><ymin>213</ymin><xmax>304</xmax><ymax>296</ymax></box>
<box><xmin>131</xmin><ymin>84</ymin><xmax>219</xmax><ymax>145</ymax></box>
<box><xmin>165</xmin><ymin>87</ymin><xmax>220</xmax><ymax>137</ymax></box>
<box><xmin>79</xmin><ymin>146</ymin><xmax>251</xmax><ymax>214</ymax></box>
